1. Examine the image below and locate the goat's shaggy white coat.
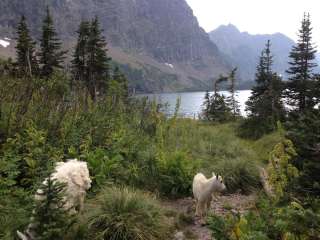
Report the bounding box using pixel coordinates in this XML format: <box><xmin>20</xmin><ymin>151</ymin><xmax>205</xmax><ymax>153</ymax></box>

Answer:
<box><xmin>192</xmin><ymin>173</ymin><xmax>226</xmax><ymax>217</ymax></box>
<box><xmin>17</xmin><ymin>159</ymin><xmax>92</xmax><ymax>240</ymax></box>
<box><xmin>35</xmin><ymin>159</ymin><xmax>92</xmax><ymax>212</ymax></box>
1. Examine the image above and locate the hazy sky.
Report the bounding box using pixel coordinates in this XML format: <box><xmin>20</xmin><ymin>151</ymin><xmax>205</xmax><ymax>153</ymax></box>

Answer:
<box><xmin>186</xmin><ymin>0</ymin><xmax>320</xmax><ymax>46</ymax></box>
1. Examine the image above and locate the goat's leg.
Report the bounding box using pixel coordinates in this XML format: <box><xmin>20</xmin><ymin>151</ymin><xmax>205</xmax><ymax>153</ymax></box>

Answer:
<box><xmin>79</xmin><ymin>194</ymin><xmax>85</xmax><ymax>212</ymax></box>
<box><xmin>195</xmin><ymin>202</ymin><xmax>200</xmax><ymax>216</ymax></box>
<box><xmin>198</xmin><ymin>201</ymin><xmax>205</xmax><ymax>218</ymax></box>
<box><xmin>206</xmin><ymin>196</ymin><xmax>212</xmax><ymax>215</ymax></box>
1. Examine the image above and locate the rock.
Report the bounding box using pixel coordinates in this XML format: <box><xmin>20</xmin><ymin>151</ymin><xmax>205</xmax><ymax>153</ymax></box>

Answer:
<box><xmin>174</xmin><ymin>231</ymin><xmax>185</xmax><ymax>240</ymax></box>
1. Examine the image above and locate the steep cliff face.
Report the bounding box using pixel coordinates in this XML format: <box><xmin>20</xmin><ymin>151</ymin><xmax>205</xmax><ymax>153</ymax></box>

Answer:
<box><xmin>209</xmin><ymin>24</ymin><xmax>295</xmax><ymax>82</ymax></box>
<box><xmin>0</xmin><ymin>0</ymin><xmax>230</xmax><ymax>92</ymax></box>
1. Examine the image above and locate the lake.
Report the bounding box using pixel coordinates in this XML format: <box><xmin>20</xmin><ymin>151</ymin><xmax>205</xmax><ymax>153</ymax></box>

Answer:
<box><xmin>137</xmin><ymin>90</ymin><xmax>252</xmax><ymax>118</ymax></box>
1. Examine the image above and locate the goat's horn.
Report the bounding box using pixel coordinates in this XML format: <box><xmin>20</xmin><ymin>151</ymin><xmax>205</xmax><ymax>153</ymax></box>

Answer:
<box><xmin>17</xmin><ymin>231</ymin><xmax>29</xmax><ymax>240</ymax></box>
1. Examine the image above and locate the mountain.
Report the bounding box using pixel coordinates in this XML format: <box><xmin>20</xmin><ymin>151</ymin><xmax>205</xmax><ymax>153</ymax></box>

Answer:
<box><xmin>209</xmin><ymin>24</ymin><xmax>295</xmax><ymax>82</ymax></box>
<box><xmin>0</xmin><ymin>0</ymin><xmax>230</xmax><ymax>93</ymax></box>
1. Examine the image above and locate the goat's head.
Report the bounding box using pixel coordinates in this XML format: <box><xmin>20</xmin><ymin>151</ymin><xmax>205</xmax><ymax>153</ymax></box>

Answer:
<box><xmin>80</xmin><ymin>162</ymin><xmax>92</xmax><ymax>190</ymax></box>
<box><xmin>70</xmin><ymin>161</ymin><xmax>92</xmax><ymax>190</ymax></box>
<box><xmin>213</xmin><ymin>174</ymin><xmax>226</xmax><ymax>192</ymax></box>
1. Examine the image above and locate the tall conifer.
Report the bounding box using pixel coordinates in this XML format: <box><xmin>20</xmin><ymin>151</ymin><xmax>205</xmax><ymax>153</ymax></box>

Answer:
<box><xmin>242</xmin><ymin>40</ymin><xmax>284</xmax><ymax>138</ymax></box>
<box><xmin>15</xmin><ymin>15</ymin><xmax>38</xmax><ymax>77</ymax></box>
<box><xmin>226</xmin><ymin>68</ymin><xmax>240</xmax><ymax>118</ymax></box>
<box><xmin>286</xmin><ymin>13</ymin><xmax>317</xmax><ymax>111</ymax></box>
<box><xmin>73</xmin><ymin>17</ymin><xmax>111</xmax><ymax>101</ymax></box>
<box><xmin>87</xmin><ymin>17</ymin><xmax>111</xmax><ymax>100</ymax></box>
<box><xmin>112</xmin><ymin>66</ymin><xmax>129</xmax><ymax>99</ymax></box>
<box><xmin>39</xmin><ymin>7</ymin><xmax>66</xmax><ymax>78</ymax></box>
<box><xmin>72</xmin><ymin>20</ymin><xmax>90</xmax><ymax>85</ymax></box>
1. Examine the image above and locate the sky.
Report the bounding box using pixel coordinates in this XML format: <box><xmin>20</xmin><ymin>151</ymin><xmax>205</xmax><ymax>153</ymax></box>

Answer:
<box><xmin>186</xmin><ymin>0</ymin><xmax>320</xmax><ymax>46</ymax></box>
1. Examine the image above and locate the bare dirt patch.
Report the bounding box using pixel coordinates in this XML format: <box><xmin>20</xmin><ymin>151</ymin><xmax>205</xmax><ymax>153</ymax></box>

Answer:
<box><xmin>162</xmin><ymin>193</ymin><xmax>257</xmax><ymax>240</ymax></box>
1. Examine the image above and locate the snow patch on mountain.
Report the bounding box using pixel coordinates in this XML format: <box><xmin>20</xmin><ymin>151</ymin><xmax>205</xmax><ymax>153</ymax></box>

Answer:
<box><xmin>0</xmin><ymin>39</ymin><xmax>10</xmax><ymax>48</ymax></box>
<box><xmin>165</xmin><ymin>63</ymin><xmax>174</xmax><ymax>69</ymax></box>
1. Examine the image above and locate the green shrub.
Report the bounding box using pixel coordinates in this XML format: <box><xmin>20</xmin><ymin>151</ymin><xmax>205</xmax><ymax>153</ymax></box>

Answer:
<box><xmin>82</xmin><ymin>147</ymin><xmax>123</xmax><ymax>188</ymax></box>
<box><xmin>237</xmin><ymin>118</ymin><xmax>276</xmax><ymax>140</ymax></box>
<box><xmin>208</xmin><ymin>196</ymin><xmax>320</xmax><ymax>240</ymax></box>
<box><xmin>86</xmin><ymin>187</ymin><xmax>171</xmax><ymax>240</ymax></box>
<box><xmin>0</xmin><ymin>123</ymin><xmax>62</xmax><ymax>189</ymax></box>
<box><xmin>156</xmin><ymin>151</ymin><xmax>198</xmax><ymax>198</ymax></box>
<box><xmin>0</xmin><ymin>192</ymin><xmax>32</xmax><ymax>240</ymax></box>
<box><xmin>213</xmin><ymin>158</ymin><xmax>261</xmax><ymax>194</ymax></box>
<box><xmin>31</xmin><ymin>177</ymin><xmax>76</xmax><ymax>240</ymax></box>
<box><xmin>207</xmin><ymin>214</ymin><xmax>233</xmax><ymax>240</ymax></box>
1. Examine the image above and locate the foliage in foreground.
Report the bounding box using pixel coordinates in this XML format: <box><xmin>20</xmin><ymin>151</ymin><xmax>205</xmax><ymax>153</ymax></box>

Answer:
<box><xmin>208</xmin><ymin>197</ymin><xmax>320</xmax><ymax>240</ymax></box>
<box><xmin>267</xmin><ymin>133</ymin><xmax>299</xmax><ymax>201</ymax></box>
<box><xmin>86</xmin><ymin>187</ymin><xmax>171</xmax><ymax>240</ymax></box>
<box><xmin>31</xmin><ymin>177</ymin><xmax>75</xmax><ymax>240</ymax></box>
<box><xmin>208</xmin><ymin>134</ymin><xmax>319</xmax><ymax>240</ymax></box>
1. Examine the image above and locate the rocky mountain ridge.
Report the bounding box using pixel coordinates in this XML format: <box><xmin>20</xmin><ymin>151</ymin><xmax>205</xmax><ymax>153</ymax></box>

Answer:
<box><xmin>209</xmin><ymin>24</ymin><xmax>296</xmax><ymax>81</ymax></box>
<box><xmin>0</xmin><ymin>0</ymin><xmax>230</xmax><ymax>92</ymax></box>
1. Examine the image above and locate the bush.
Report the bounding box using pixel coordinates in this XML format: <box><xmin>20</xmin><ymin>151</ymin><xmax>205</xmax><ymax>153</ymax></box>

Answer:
<box><xmin>86</xmin><ymin>187</ymin><xmax>171</xmax><ymax>240</ymax></box>
<box><xmin>208</xmin><ymin>197</ymin><xmax>320</xmax><ymax>240</ymax></box>
<box><xmin>213</xmin><ymin>158</ymin><xmax>261</xmax><ymax>194</ymax></box>
<box><xmin>156</xmin><ymin>151</ymin><xmax>198</xmax><ymax>198</ymax></box>
<box><xmin>0</xmin><ymin>192</ymin><xmax>32</xmax><ymax>240</ymax></box>
<box><xmin>31</xmin><ymin>177</ymin><xmax>76</xmax><ymax>240</ymax></box>
<box><xmin>237</xmin><ymin>118</ymin><xmax>275</xmax><ymax>140</ymax></box>
<box><xmin>82</xmin><ymin>147</ymin><xmax>123</xmax><ymax>188</ymax></box>
<box><xmin>207</xmin><ymin>214</ymin><xmax>233</xmax><ymax>240</ymax></box>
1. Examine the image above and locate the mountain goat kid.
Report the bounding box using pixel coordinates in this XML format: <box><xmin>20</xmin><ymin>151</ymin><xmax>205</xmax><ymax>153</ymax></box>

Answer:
<box><xmin>17</xmin><ymin>159</ymin><xmax>92</xmax><ymax>240</ymax></box>
<box><xmin>192</xmin><ymin>173</ymin><xmax>226</xmax><ymax>217</ymax></box>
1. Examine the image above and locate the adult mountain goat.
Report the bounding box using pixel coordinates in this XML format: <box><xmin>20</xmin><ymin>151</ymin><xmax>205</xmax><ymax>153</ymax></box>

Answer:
<box><xmin>17</xmin><ymin>159</ymin><xmax>92</xmax><ymax>240</ymax></box>
<box><xmin>192</xmin><ymin>173</ymin><xmax>226</xmax><ymax>217</ymax></box>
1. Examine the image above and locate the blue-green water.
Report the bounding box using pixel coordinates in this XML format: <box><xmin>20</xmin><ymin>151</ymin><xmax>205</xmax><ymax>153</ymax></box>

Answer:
<box><xmin>137</xmin><ymin>90</ymin><xmax>252</xmax><ymax>118</ymax></box>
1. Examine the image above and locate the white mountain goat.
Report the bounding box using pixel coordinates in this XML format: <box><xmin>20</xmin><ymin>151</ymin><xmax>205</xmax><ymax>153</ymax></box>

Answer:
<box><xmin>192</xmin><ymin>173</ymin><xmax>226</xmax><ymax>217</ymax></box>
<box><xmin>40</xmin><ymin>159</ymin><xmax>92</xmax><ymax>212</ymax></box>
<box><xmin>17</xmin><ymin>159</ymin><xmax>92</xmax><ymax>240</ymax></box>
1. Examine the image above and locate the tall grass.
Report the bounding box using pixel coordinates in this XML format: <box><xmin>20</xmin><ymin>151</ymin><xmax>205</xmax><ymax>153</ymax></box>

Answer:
<box><xmin>164</xmin><ymin>120</ymin><xmax>281</xmax><ymax>194</ymax></box>
<box><xmin>86</xmin><ymin>187</ymin><xmax>171</xmax><ymax>240</ymax></box>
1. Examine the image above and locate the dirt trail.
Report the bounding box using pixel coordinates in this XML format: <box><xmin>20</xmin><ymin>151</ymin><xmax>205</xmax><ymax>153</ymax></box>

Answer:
<box><xmin>162</xmin><ymin>194</ymin><xmax>257</xmax><ymax>240</ymax></box>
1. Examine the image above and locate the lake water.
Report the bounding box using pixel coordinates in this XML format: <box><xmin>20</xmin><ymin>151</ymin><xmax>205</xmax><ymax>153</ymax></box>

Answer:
<box><xmin>137</xmin><ymin>90</ymin><xmax>252</xmax><ymax>118</ymax></box>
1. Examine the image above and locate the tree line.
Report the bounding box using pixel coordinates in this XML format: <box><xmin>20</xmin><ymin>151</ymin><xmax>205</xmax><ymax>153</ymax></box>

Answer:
<box><xmin>8</xmin><ymin>7</ymin><xmax>128</xmax><ymax>103</ymax></box>
<box><xmin>203</xmin><ymin>13</ymin><xmax>320</xmax><ymax>196</ymax></box>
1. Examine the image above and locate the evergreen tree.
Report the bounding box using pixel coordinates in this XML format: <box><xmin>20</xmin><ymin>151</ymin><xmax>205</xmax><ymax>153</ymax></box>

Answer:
<box><xmin>242</xmin><ymin>40</ymin><xmax>285</xmax><ymax>138</ymax></box>
<box><xmin>202</xmin><ymin>90</ymin><xmax>211</xmax><ymax>120</ymax></box>
<box><xmin>72</xmin><ymin>17</ymin><xmax>111</xmax><ymax>101</ymax></box>
<box><xmin>112</xmin><ymin>66</ymin><xmax>129</xmax><ymax>99</ymax></box>
<box><xmin>201</xmin><ymin>75</ymin><xmax>230</xmax><ymax>122</ymax></box>
<box><xmin>86</xmin><ymin>17</ymin><xmax>111</xmax><ymax>101</ymax></box>
<box><xmin>226</xmin><ymin>68</ymin><xmax>240</xmax><ymax>118</ymax></box>
<box><xmin>286</xmin><ymin>13</ymin><xmax>317</xmax><ymax>111</ymax></box>
<box><xmin>72</xmin><ymin>20</ymin><xmax>91</xmax><ymax>85</ymax></box>
<box><xmin>246</xmin><ymin>40</ymin><xmax>274</xmax><ymax>118</ymax></box>
<box><xmin>39</xmin><ymin>7</ymin><xmax>66</xmax><ymax>78</ymax></box>
<box><xmin>286</xmin><ymin>109</ymin><xmax>320</xmax><ymax>196</ymax></box>
<box><xmin>31</xmin><ymin>176</ymin><xmax>75</xmax><ymax>240</ymax></box>
<box><xmin>208</xmin><ymin>93</ymin><xmax>231</xmax><ymax>122</ymax></box>
<box><xmin>15</xmin><ymin>15</ymin><xmax>38</xmax><ymax>77</ymax></box>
